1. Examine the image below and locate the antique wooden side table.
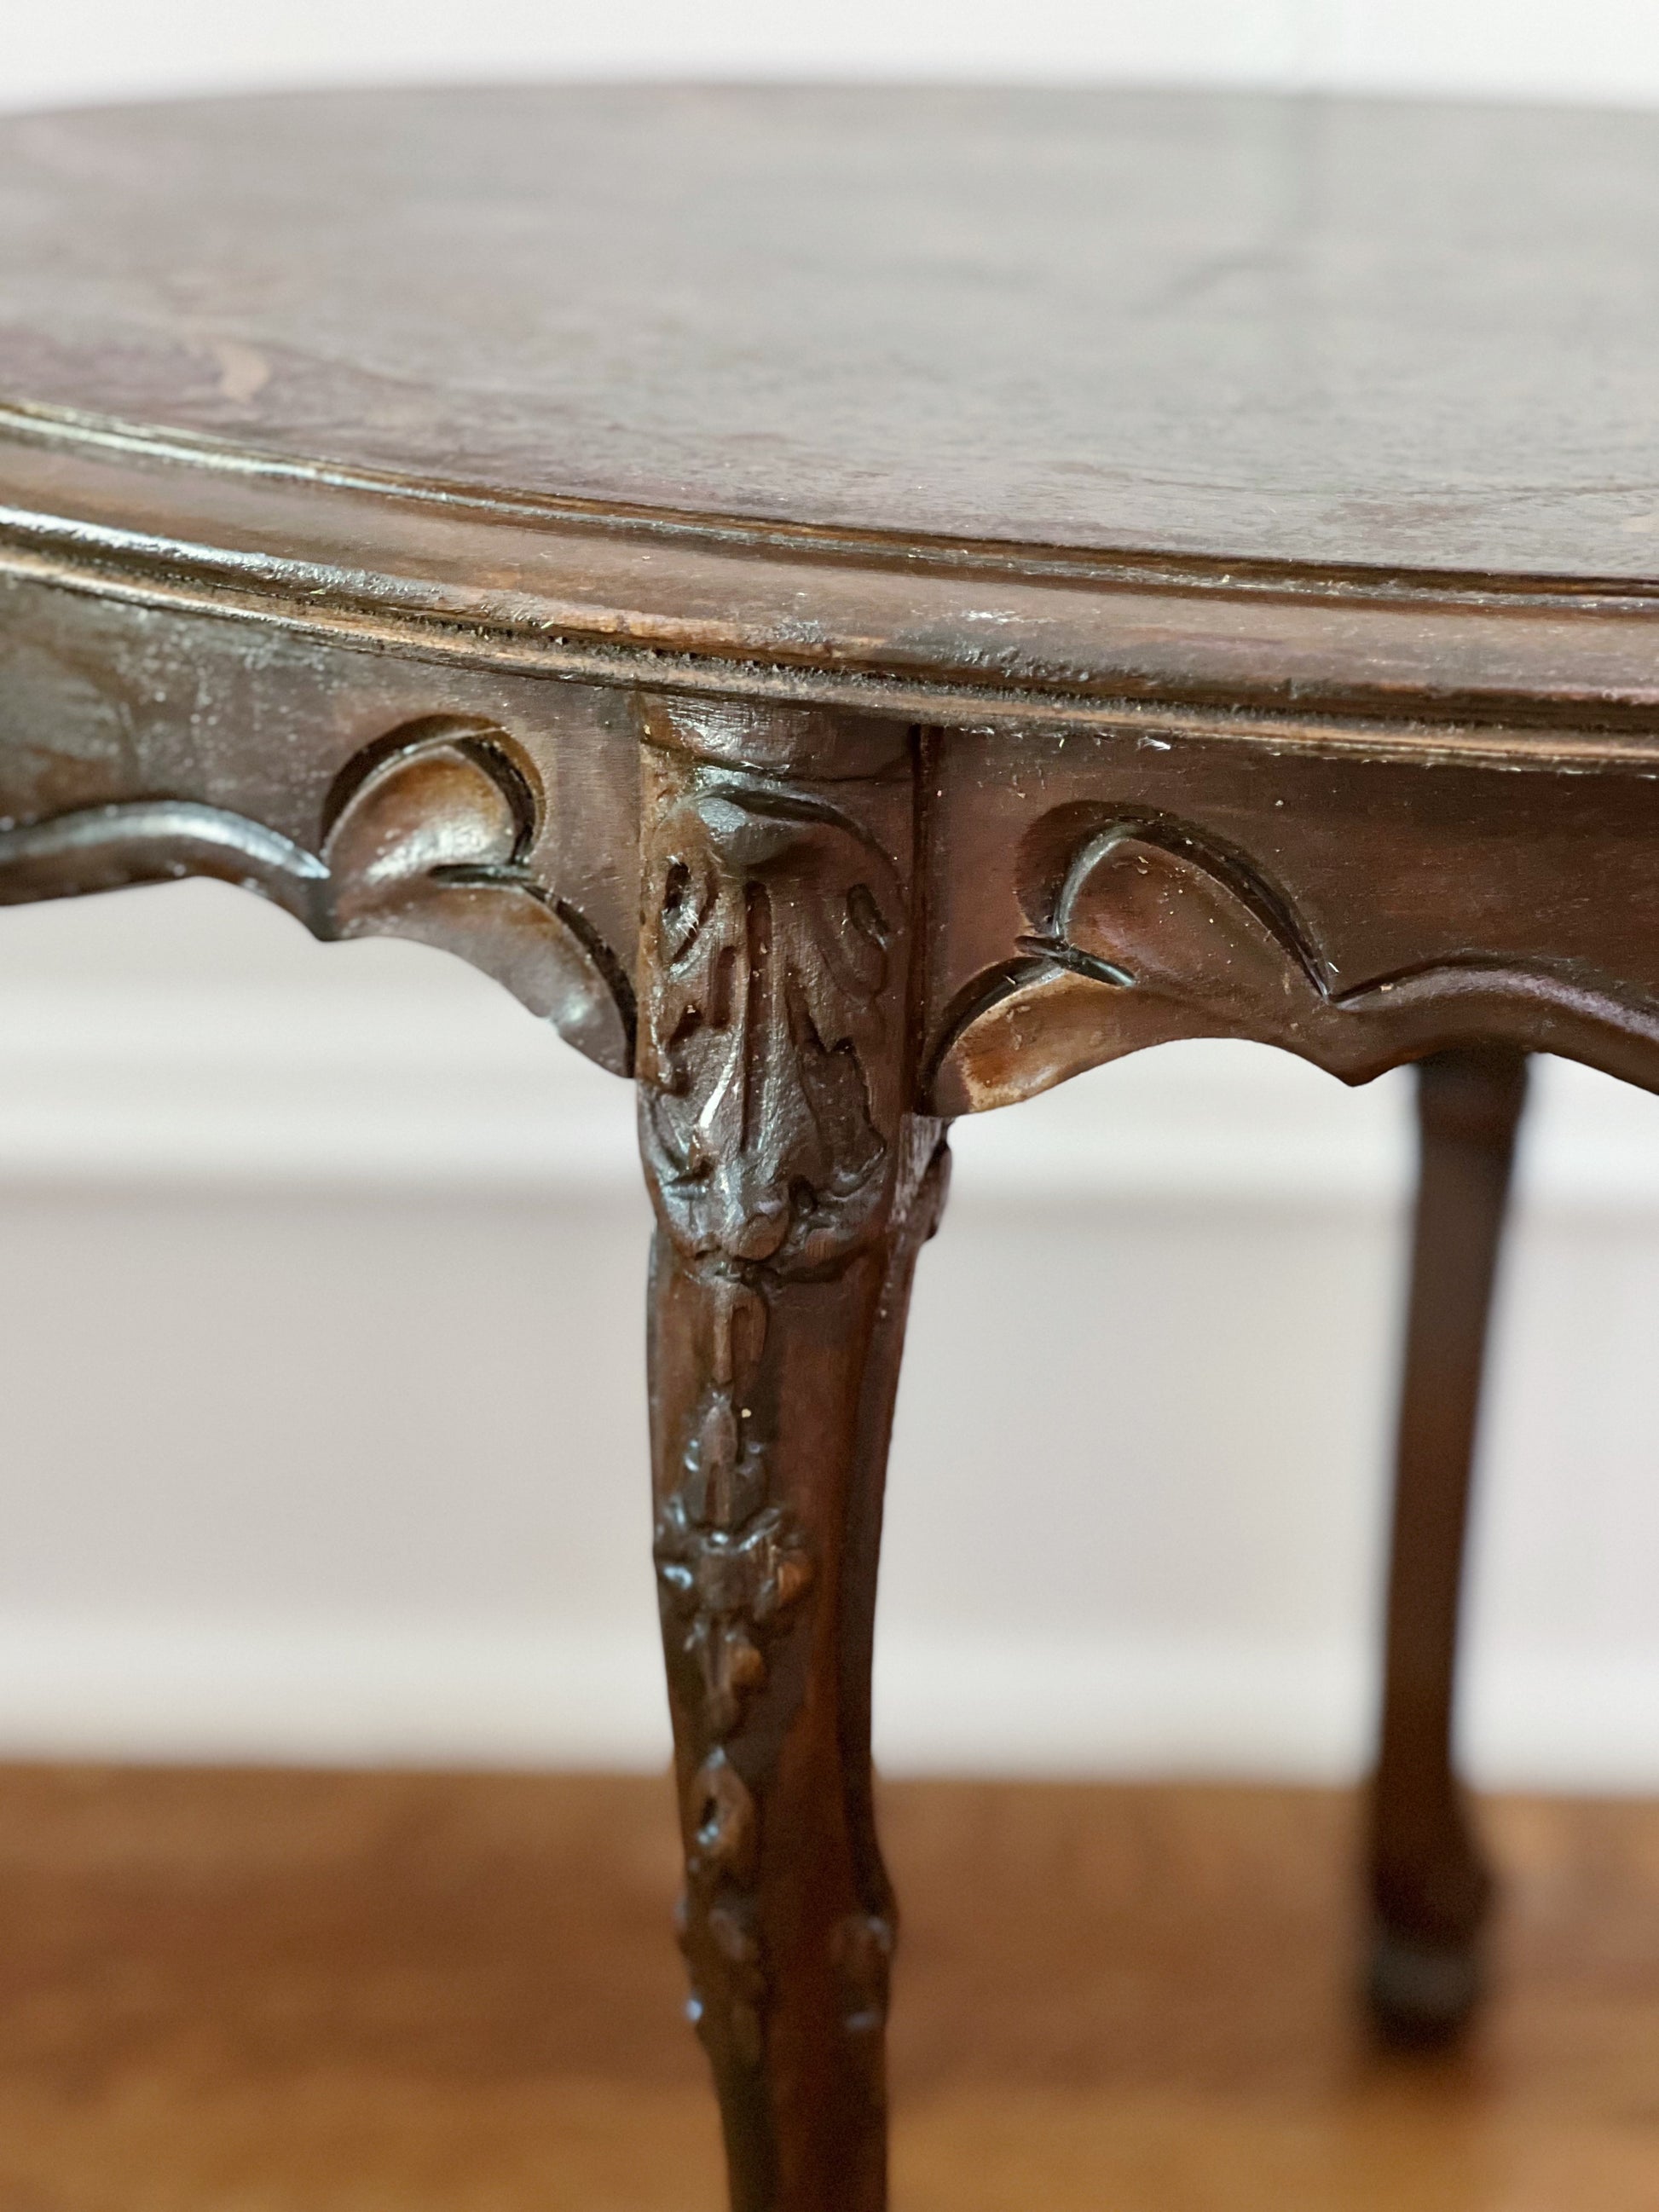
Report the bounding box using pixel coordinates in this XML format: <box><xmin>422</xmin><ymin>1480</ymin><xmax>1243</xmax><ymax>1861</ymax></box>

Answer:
<box><xmin>0</xmin><ymin>82</ymin><xmax>1654</xmax><ymax>2210</ymax></box>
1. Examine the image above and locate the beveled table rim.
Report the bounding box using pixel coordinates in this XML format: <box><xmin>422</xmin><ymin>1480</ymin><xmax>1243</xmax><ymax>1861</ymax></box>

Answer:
<box><xmin>7</xmin><ymin>401</ymin><xmax>1659</xmax><ymax>770</ymax></box>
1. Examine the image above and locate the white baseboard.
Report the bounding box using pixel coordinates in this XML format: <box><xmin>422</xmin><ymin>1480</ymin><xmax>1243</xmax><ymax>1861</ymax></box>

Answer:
<box><xmin>872</xmin><ymin>1633</ymin><xmax>1370</xmax><ymax>1782</ymax></box>
<box><xmin>0</xmin><ymin>1617</ymin><xmax>676</xmax><ymax>1770</ymax></box>
<box><xmin>877</xmin><ymin>1634</ymin><xmax>1659</xmax><ymax>1795</ymax></box>
<box><xmin>0</xmin><ymin>1615</ymin><xmax>1650</xmax><ymax>1794</ymax></box>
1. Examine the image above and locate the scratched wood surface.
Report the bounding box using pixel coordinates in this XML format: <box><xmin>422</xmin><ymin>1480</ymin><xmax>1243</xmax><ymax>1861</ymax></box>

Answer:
<box><xmin>0</xmin><ymin>1765</ymin><xmax>1654</xmax><ymax>2211</ymax></box>
<box><xmin>6</xmin><ymin>88</ymin><xmax>1659</xmax><ymax>577</ymax></box>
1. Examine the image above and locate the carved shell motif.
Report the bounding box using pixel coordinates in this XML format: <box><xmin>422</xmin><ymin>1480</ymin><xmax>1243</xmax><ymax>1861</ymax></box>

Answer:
<box><xmin>322</xmin><ymin>722</ymin><xmax>634</xmax><ymax>1074</ymax></box>
<box><xmin>0</xmin><ymin>716</ymin><xmax>634</xmax><ymax>1076</ymax></box>
<box><xmin>928</xmin><ymin>812</ymin><xmax>1659</xmax><ymax>1112</ymax></box>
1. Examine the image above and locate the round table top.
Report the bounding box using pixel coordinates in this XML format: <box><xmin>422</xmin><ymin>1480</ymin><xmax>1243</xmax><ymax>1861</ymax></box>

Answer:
<box><xmin>3</xmin><ymin>84</ymin><xmax>1659</xmax><ymax>586</ymax></box>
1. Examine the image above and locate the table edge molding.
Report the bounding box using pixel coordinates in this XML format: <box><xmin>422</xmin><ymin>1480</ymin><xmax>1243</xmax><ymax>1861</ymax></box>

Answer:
<box><xmin>8</xmin><ymin>410</ymin><xmax>1659</xmax><ymax>765</ymax></box>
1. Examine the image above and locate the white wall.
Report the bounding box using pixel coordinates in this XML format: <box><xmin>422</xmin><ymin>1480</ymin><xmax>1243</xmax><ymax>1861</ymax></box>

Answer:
<box><xmin>5</xmin><ymin>2</ymin><xmax>1659</xmax><ymax>111</ymax></box>
<box><xmin>1</xmin><ymin>3</ymin><xmax>1657</xmax><ymax>1788</ymax></box>
<box><xmin>0</xmin><ymin>883</ymin><xmax>1653</xmax><ymax>1793</ymax></box>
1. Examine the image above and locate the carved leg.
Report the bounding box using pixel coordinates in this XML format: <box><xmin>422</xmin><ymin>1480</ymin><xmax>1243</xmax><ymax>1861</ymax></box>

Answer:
<box><xmin>635</xmin><ymin>699</ymin><xmax>941</xmax><ymax>2212</ymax></box>
<box><xmin>1367</xmin><ymin>1044</ymin><xmax>1529</xmax><ymax>2041</ymax></box>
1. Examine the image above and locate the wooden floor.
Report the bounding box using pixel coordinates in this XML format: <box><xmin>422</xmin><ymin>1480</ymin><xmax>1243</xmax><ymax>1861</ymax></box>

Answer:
<box><xmin>0</xmin><ymin>1770</ymin><xmax>1655</xmax><ymax>2208</ymax></box>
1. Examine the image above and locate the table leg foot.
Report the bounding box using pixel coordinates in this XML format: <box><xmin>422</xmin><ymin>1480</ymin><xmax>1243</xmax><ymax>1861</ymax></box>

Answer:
<box><xmin>1365</xmin><ymin>1045</ymin><xmax>1528</xmax><ymax>2043</ymax></box>
<box><xmin>1366</xmin><ymin>1920</ymin><xmax>1485</xmax><ymax>2044</ymax></box>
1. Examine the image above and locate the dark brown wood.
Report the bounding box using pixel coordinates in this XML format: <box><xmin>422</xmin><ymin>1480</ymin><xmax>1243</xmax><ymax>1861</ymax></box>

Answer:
<box><xmin>8</xmin><ymin>87</ymin><xmax>1659</xmax><ymax>584</ymax></box>
<box><xmin>922</xmin><ymin>731</ymin><xmax>1659</xmax><ymax>1115</ymax></box>
<box><xmin>0</xmin><ymin>79</ymin><xmax>1656</xmax><ymax>2211</ymax></box>
<box><xmin>1367</xmin><ymin>1044</ymin><xmax>1529</xmax><ymax>2041</ymax></box>
<box><xmin>14</xmin><ymin>92</ymin><xmax>1659</xmax><ymax>735</ymax></box>
<box><xmin>637</xmin><ymin>697</ymin><xmax>947</xmax><ymax>2209</ymax></box>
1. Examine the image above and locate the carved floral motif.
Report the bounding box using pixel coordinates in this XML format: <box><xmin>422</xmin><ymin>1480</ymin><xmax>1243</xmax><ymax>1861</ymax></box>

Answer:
<box><xmin>639</xmin><ymin>758</ymin><xmax>912</xmax><ymax>2087</ymax></box>
<box><xmin>638</xmin><ymin>777</ymin><xmax>901</xmax><ymax>1274</ymax></box>
<box><xmin>833</xmin><ymin>1910</ymin><xmax>897</xmax><ymax>2038</ymax></box>
<box><xmin>655</xmin><ymin>1381</ymin><xmax>813</xmax><ymax>1736</ymax></box>
<box><xmin>679</xmin><ymin>1747</ymin><xmax>767</xmax><ymax>2064</ymax></box>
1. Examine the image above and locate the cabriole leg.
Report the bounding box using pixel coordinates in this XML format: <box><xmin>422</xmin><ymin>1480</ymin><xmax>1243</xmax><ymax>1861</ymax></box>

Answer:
<box><xmin>1367</xmin><ymin>1044</ymin><xmax>1529</xmax><ymax>2040</ymax></box>
<box><xmin>634</xmin><ymin>696</ymin><xmax>943</xmax><ymax>2211</ymax></box>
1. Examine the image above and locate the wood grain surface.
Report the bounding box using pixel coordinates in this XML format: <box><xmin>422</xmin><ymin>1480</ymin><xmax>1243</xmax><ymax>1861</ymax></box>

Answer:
<box><xmin>6</xmin><ymin>88</ymin><xmax>1659</xmax><ymax>579</ymax></box>
<box><xmin>0</xmin><ymin>1765</ymin><xmax>1654</xmax><ymax>2210</ymax></box>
